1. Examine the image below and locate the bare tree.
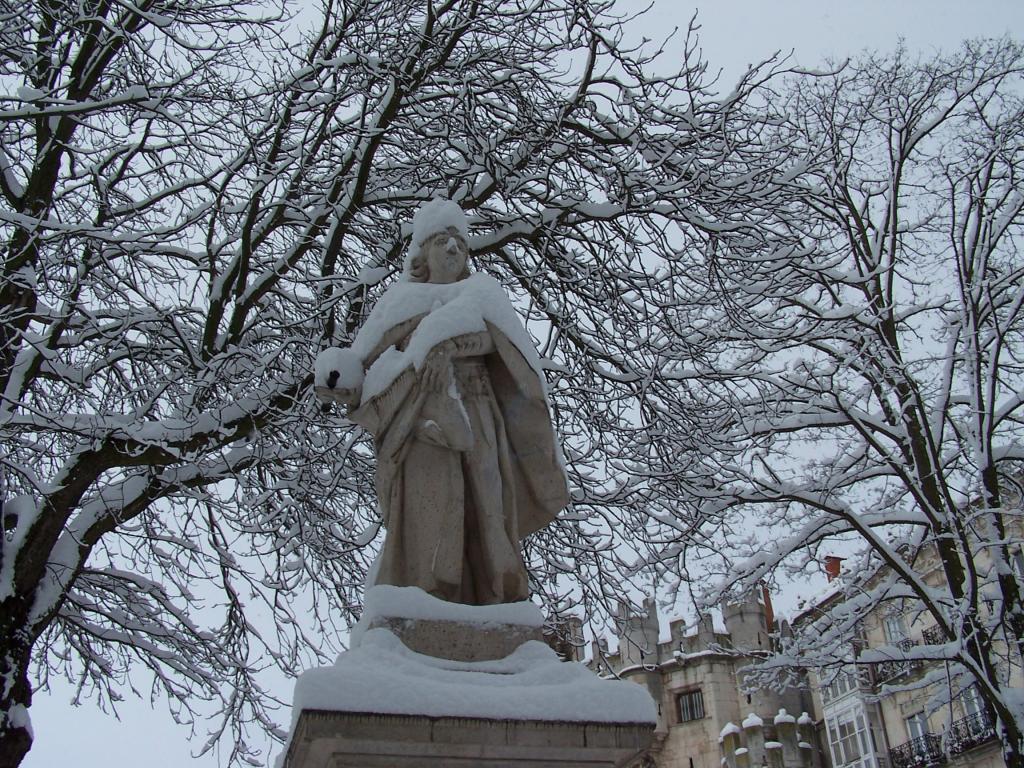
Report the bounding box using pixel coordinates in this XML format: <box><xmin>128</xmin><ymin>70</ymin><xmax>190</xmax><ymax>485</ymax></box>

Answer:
<box><xmin>0</xmin><ymin>1</ymin><xmax>796</xmax><ymax>764</ymax></box>
<box><xmin>671</xmin><ymin>41</ymin><xmax>1024</xmax><ymax>767</ymax></box>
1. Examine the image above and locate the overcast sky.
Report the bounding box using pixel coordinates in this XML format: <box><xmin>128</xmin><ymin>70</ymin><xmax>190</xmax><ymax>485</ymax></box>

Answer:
<box><xmin>22</xmin><ymin>2</ymin><xmax>1024</xmax><ymax>767</ymax></box>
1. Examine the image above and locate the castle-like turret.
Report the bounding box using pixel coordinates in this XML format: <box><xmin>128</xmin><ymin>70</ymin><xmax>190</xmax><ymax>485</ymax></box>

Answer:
<box><xmin>723</xmin><ymin>592</ymin><xmax>804</xmax><ymax>717</ymax></box>
<box><xmin>720</xmin><ymin>709</ymin><xmax>816</xmax><ymax>768</ymax></box>
<box><xmin>592</xmin><ymin>588</ymin><xmax>823</xmax><ymax>768</ymax></box>
<box><xmin>615</xmin><ymin>596</ymin><xmax>661</xmax><ymax>669</ymax></box>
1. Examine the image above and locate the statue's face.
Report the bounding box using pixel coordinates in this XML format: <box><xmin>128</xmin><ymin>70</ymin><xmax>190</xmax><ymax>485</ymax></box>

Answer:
<box><xmin>423</xmin><ymin>226</ymin><xmax>468</xmax><ymax>284</ymax></box>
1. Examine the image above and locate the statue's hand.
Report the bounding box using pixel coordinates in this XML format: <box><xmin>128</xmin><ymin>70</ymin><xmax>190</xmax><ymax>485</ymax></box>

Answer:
<box><xmin>315</xmin><ymin>384</ymin><xmax>361</xmax><ymax>407</ymax></box>
<box><xmin>421</xmin><ymin>342</ymin><xmax>454</xmax><ymax>392</ymax></box>
<box><xmin>416</xmin><ymin>419</ymin><xmax>449</xmax><ymax>447</ymax></box>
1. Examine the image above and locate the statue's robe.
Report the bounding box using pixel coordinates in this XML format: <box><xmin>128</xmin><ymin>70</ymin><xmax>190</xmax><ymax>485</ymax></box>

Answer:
<box><xmin>350</xmin><ymin>315</ymin><xmax>568</xmax><ymax>605</ymax></box>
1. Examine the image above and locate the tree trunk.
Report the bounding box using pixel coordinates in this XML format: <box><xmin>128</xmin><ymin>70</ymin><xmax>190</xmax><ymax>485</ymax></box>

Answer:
<box><xmin>0</xmin><ymin>614</ymin><xmax>33</xmax><ymax>768</ymax></box>
<box><xmin>963</xmin><ymin>618</ymin><xmax>1024</xmax><ymax>768</ymax></box>
<box><xmin>999</xmin><ymin>716</ymin><xmax>1024</xmax><ymax>768</ymax></box>
<box><xmin>0</xmin><ymin>716</ymin><xmax>31</xmax><ymax>768</ymax></box>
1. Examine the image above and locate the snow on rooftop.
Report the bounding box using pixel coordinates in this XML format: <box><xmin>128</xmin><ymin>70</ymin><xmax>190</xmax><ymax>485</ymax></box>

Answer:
<box><xmin>791</xmin><ymin>576</ymin><xmax>845</xmax><ymax>617</ymax></box>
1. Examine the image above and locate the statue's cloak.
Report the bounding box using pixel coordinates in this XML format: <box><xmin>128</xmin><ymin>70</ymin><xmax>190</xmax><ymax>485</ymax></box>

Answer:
<box><xmin>350</xmin><ymin>315</ymin><xmax>569</xmax><ymax>542</ymax></box>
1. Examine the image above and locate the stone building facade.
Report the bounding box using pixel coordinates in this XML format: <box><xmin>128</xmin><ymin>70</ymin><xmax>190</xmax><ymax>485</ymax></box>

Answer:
<box><xmin>589</xmin><ymin>540</ymin><xmax>1022</xmax><ymax>768</ymax></box>
<box><xmin>586</xmin><ymin>513</ymin><xmax>1022</xmax><ymax>768</ymax></box>
<box><xmin>796</xmin><ymin>543</ymin><xmax>1024</xmax><ymax>768</ymax></box>
<box><xmin>591</xmin><ymin>593</ymin><xmax>823</xmax><ymax>768</ymax></box>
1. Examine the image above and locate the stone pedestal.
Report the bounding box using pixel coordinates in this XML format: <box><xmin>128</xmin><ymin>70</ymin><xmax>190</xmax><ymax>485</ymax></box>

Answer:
<box><xmin>365</xmin><ymin>613</ymin><xmax>544</xmax><ymax>662</ymax></box>
<box><xmin>280</xmin><ymin>587</ymin><xmax>657</xmax><ymax>768</ymax></box>
<box><xmin>283</xmin><ymin>711</ymin><xmax>653</xmax><ymax>767</ymax></box>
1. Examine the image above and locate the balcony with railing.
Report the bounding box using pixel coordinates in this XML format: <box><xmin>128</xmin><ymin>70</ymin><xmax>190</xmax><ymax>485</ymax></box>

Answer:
<box><xmin>947</xmin><ymin>712</ymin><xmax>997</xmax><ymax>755</ymax></box>
<box><xmin>889</xmin><ymin>733</ymin><xmax>945</xmax><ymax>768</ymax></box>
<box><xmin>920</xmin><ymin>625</ymin><xmax>946</xmax><ymax>646</ymax></box>
<box><xmin>874</xmin><ymin>638</ymin><xmax>924</xmax><ymax>683</ymax></box>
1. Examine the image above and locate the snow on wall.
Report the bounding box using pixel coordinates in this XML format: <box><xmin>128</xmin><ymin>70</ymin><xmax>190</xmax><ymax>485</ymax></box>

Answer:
<box><xmin>719</xmin><ymin>721</ymin><xmax>741</xmax><ymax>740</ymax></box>
<box><xmin>773</xmin><ymin>708</ymin><xmax>796</xmax><ymax>724</ymax></box>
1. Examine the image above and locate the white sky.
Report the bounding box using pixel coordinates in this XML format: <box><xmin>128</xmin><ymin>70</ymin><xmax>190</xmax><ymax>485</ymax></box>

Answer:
<box><xmin>21</xmin><ymin>2</ymin><xmax>1024</xmax><ymax>767</ymax></box>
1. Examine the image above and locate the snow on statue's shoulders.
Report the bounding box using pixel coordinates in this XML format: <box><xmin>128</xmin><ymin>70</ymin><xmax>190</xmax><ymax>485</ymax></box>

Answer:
<box><xmin>356</xmin><ymin>274</ymin><xmax>544</xmax><ymax>401</ymax></box>
<box><xmin>355</xmin><ymin>274</ymin><xmax>508</xmax><ymax>354</ymax></box>
<box><xmin>459</xmin><ymin>274</ymin><xmax>542</xmax><ymax>370</ymax></box>
<box><xmin>350</xmin><ymin>280</ymin><xmax>446</xmax><ymax>356</ymax></box>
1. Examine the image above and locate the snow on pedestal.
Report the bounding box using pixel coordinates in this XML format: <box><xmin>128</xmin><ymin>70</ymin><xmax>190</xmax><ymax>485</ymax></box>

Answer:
<box><xmin>351</xmin><ymin>585</ymin><xmax>548</xmax><ymax>663</ymax></box>
<box><xmin>292</xmin><ymin>627</ymin><xmax>655</xmax><ymax>725</ymax></box>
<box><xmin>293</xmin><ymin>586</ymin><xmax>653</xmax><ymax>724</ymax></box>
<box><xmin>279</xmin><ymin>587</ymin><xmax>656</xmax><ymax>768</ymax></box>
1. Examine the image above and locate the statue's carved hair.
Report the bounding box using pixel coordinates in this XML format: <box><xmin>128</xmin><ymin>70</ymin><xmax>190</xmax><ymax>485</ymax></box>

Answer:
<box><xmin>407</xmin><ymin>230</ymin><xmax>471</xmax><ymax>283</ymax></box>
<box><xmin>406</xmin><ymin>249</ymin><xmax>432</xmax><ymax>282</ymax></box>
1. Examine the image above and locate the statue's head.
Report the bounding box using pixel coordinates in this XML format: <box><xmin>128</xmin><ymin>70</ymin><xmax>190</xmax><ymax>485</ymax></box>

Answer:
<box><xmin>405</xmin><ymin>199</ymin><xmax>471</xmax><ymax>284</ymax></box>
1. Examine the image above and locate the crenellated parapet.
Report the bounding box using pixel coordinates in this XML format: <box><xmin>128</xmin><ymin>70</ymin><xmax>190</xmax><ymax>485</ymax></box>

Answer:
<box><xmin>719</xmin><ymin>709</ymin><xmax>815</xmax><ymax>768</ymax></box>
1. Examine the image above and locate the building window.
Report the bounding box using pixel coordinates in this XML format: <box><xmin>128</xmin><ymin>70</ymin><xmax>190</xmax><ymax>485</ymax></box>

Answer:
<box><xmin>676</xmin><ymin>689</ymin><xmax>705</xmax><ymax>723</ymax></box>
<box><xmin>1012</xmin><ymin>549</ymin><xmax>1024</xmax><ymax>582</ymax></box>
<box><xmin>905</xmin><ymin>711</ymin><xmax>929</xmax><ymax>740</ymax></box>
<box><xmin>826</xmin><ymin>706</ymin><xmax>879</xmax><ymax>768</ymax></box>
<box><xmin>822</xmin><ymin>666</ymin><xmax>860</xmax><ymax>704</ymax></box>
<box><xmin>961</xmin><ymin>686</ymin><xmax>984</xmax><ymax>719</ymax></box>
<box><xmin>883</xmin><ymin>613</ymin><xmax>908</xmax><ymax>644</ymax></box>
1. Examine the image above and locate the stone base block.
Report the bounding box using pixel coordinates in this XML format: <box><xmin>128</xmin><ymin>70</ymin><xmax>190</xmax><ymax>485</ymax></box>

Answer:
<box><xmin>366</xmin><ymin>614</ymin><xmax>544</xmax><ymax>662</ymax></box>
<box><xmin>284</xmin><ymin>710</ymin><xmax>654</xmax><ymax>768</ymax></box>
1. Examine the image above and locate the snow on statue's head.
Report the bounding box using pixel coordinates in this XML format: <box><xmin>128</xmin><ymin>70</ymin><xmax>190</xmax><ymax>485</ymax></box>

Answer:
<box><xmin>404</xmin><ymin>198</ymin><xmax>471</xmax><ymax>283</ymax></box>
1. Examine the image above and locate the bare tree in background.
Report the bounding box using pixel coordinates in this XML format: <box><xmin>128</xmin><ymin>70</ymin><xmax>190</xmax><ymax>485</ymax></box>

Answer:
<box><xmin>0</xmin><ymin>0</ymin><xmax>797</xmax><ymax>764</ymax></box>
<box><xmin>671</xmin><ymin>41</ymin><xmax>1024</xmax><ymax>767</ymax></box>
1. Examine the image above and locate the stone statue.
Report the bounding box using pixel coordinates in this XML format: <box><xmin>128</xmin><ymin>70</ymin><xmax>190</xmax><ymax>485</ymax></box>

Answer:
<box><xmin>315</xmin><ymin>199</ymin><xmax>569</xmax><ymax>605</ymax></box>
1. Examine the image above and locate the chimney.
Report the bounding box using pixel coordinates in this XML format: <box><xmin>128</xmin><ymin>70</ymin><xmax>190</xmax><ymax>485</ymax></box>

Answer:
<box><xmin>760</xmin><ymin>583</ymin><xmax>775</xmax><ymax>633</ymax></box>
<box><xmin>823</xmin><ymin>555</ymin><xmax>845</xmax><ymax>582</ymax></box>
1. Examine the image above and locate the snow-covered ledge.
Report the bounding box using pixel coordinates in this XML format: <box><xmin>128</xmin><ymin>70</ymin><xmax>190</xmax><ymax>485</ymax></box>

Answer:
<box><xmin>356</xmin><ymin>584</ymin><xmax>546</xmax><ymax>627</ymax></box>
